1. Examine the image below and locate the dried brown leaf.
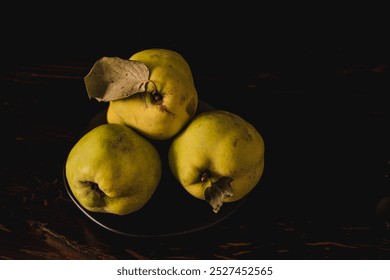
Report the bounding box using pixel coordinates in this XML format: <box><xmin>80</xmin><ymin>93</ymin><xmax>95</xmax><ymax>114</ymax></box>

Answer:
<box><xmin>84</xmin><ymin>57</ymin><xmax>150</xmax><ymax>102</ymax></box>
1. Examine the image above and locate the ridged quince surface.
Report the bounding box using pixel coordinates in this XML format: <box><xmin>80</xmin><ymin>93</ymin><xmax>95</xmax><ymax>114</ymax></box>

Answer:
<box><xmin>168</xmin><ymin>110</ymin><xmax>265</xmax><ymax>213</ymax></box>
<box><xmin>65</xmin><ymin>124</ymin><xmax>162</xmax><ymax>215</ymax></box>
<box><xmin>107</xmin><ymin>48</ymin><xmax>198</xmax><ymax>140</ymax></box>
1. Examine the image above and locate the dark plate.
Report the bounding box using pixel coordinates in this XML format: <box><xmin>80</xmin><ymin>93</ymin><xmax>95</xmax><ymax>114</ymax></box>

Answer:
<box><xmin>63</xmin><ymin>100</ymin><xmax>247</xmax><ymax>237</ymax></box>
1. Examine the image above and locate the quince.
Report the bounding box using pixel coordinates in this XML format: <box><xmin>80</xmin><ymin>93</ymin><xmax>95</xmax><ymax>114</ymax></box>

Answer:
<box><xmin>65</xmin><ymin>124</ymin><xmax>162</xmax><ymax>215</ymax></box>
<box><xmin>168</xmin><ymin>110</ymin><xmax>265</xmax><ymax>213</ymax></box>
<box><xmin>106</xmin><ymin>48</ymin><xmax>198</xmax><ymax>140</ymax></box>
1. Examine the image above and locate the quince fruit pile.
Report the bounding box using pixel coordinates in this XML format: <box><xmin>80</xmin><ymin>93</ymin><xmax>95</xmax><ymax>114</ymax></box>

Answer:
<box><xmin>65</xmin><ymin>48</ymin><xmax>265</xmax><ymax>215</ymax></box>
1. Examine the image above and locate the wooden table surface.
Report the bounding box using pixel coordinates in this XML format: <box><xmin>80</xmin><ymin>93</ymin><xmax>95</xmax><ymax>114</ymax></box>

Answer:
<box><xmin>1</xmin><ymin>46</ymin><xmax>390</xmax><ymax>259</ymax></box>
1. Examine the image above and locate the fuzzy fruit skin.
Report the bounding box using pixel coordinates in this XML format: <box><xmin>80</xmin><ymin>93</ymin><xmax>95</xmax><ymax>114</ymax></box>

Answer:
<box><xmin>107</xmin><ymin>48</ymin><xmax>198</xmax><ymax>140</ymax></box>
<box><xmin>168</xmin><ymin>110</ymin><xmax>265</xmax><ymax>203</ymax></box>
<box><xmin>65</xmin><ymin>124</ymin><xmax>162</xmax><ymax>215</ymax></box>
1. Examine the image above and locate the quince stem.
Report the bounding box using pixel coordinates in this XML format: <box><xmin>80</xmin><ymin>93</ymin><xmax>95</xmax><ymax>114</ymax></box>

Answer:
<box><xmin>147</xmin><ymin>80</ymin><xmax>163</xmax><ymax>104</ymax></box>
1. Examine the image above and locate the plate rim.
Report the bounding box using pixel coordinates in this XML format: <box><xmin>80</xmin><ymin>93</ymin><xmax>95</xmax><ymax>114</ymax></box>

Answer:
<box><xmin>62</xmin><ymin>161</ymin><xmax>246</xmax><ymax>238</ymax></box>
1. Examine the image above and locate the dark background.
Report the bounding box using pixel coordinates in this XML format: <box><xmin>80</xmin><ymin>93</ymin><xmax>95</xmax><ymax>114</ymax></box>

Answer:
<box><xmin>3</xmin><ymin>4</ymin><xmax>388</xmax><ymax>67</ymax></box>
<box><xmin>1</xmin><ymin>4</ymin><xmax>389</xmax><ymax>259</ymax></box>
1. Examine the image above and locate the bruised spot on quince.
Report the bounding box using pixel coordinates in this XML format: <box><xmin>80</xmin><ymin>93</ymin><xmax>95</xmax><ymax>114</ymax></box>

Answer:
<box><xmin>180</xmin><ymin>95</ymin><xmax>186</xmax><ymax>105</ymax></box>
<box><xmin>186</xmin><ymin>97</ymin><xmax>196</xmax><ymax>117</ymax></box>
<box><xmin>159</xmin><ymin>104</ymin><xmax>175</xmax><ymax>117</ymax></box>
<box><xmin>109</xmin><ymin>136</ymin><xmax>123</xmax><ymax>150</ymax></box>
<box><xmin>109</xmin><ymin>136</ymin><xmax>133</xmax><ymax>153</ymax></box>
<box><xmin>150</xmin><ymin>91</ymin><xmax>175</xmax><ymax>117</ymax></box>
<box><xmin>238</xmin><ymin>126</ymin><xmax>253</xmax><ymax>142</ymax></box>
